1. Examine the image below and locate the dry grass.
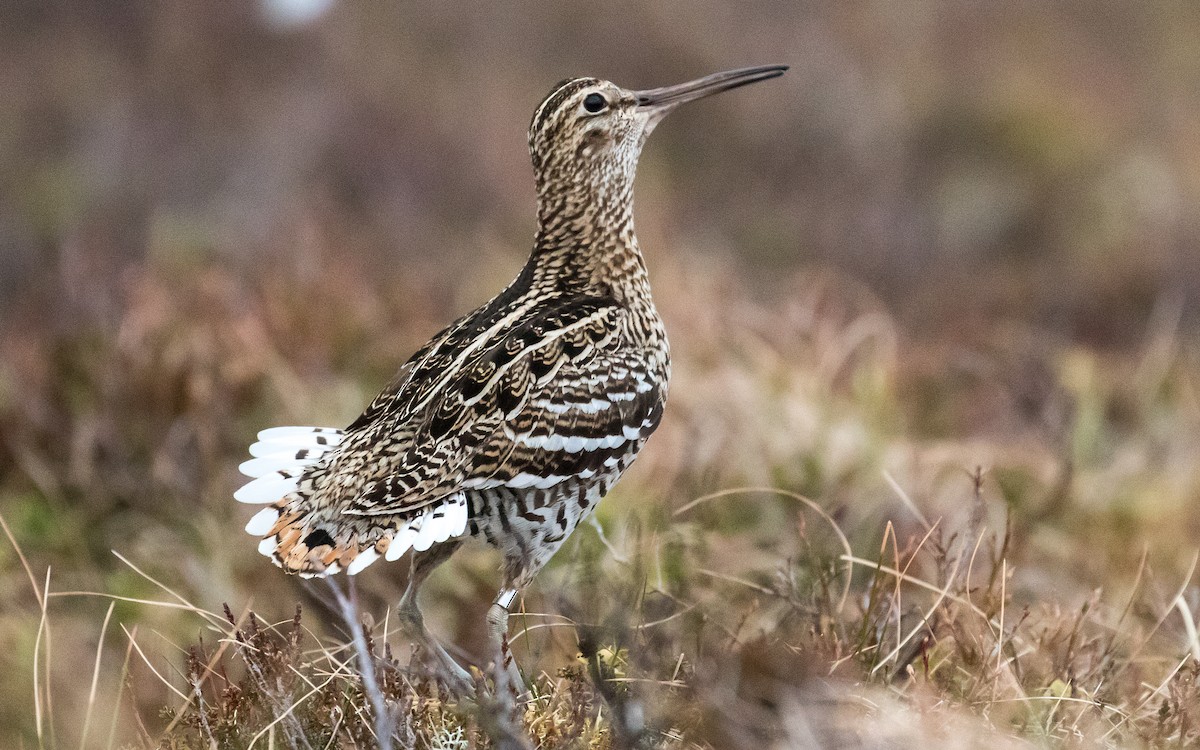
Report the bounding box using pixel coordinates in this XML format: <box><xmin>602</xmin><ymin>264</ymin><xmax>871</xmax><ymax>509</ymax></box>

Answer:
<box><xmin>5</xmin><ymin>4</ymin><xmax>1200</xmax><ymax>746</ymax></box>
<box><xmin>3</xmin><ymin>247</ymin><xmax>1200</xmax><ymax>748</ymax></box>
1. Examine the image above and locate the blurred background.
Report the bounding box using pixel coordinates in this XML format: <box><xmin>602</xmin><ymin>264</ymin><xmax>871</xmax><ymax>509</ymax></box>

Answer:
<box><xmin>2</xmin><ymin>0</ymin><xmax>1200</xmax><ymax>746</ymax></box>
<box><xmin>7</xmin><ymin>1</ymin><xmax>1200</xmax><ymax>339</ymax></box>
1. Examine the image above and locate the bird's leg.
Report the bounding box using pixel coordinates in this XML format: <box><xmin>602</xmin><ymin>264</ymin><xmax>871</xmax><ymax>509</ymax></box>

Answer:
<box><xmin>396</xmin><ymin>542</ymin><xmax>472</xmax><ymax>693</ymax></box>
<box><xmin>486</xmin><ymin>587</ymin><xmax>526</xmax><ymax>699</ymax></box>
<box><xmin>398</xmin><ymin>584</ymin><xmax>471</xmax><ymax>691</ymax></box>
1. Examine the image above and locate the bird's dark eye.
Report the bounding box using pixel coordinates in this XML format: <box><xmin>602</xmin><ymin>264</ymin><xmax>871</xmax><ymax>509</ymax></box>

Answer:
<box><xmin>583</xmin><ymin>93</ymin><xmax>607</xmax><ymax>113</ymax></box>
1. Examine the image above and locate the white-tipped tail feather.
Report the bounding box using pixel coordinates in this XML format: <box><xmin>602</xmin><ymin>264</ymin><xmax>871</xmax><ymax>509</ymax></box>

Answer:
<box><xmin>236</xmin><ymin>426</ymin><xmax>345</xmax><ymax>502</ymax></box>
<box><xmin>238</xmin><ymin>425</ymin><xmax>469</xmax><ymax>578</ymax></box>
<box><xmin>248</xmin><ymin>426</ymin><xmax>343</xmax><ymax>458</ymax></box>
<box><xmin>386</xmin><ymin>524</ymin><xmax>421</xmax><ymax>561</ymax></box>
<box><xmin>239</xmin><ymin>454</ymin><xmax>318</xmax><ymax>479</ymax></box>
<box><xmin>387</xmin><ymin>494</ymin><xmax>469</xmax><ymax>561</ymax></box>
<box><xmin>346</xmin><ymin>547</ymin><xmax>380</xmax><ymax>575</ymax></box>
<box><xmin>248</xmin><ymin>440</ymin><xmax>336</xmax><ymax>458</ymax></box>
<box><xmin>245</xmin><ymin>507</ymin><xmax>280</xmax><ymax>535</ymax></box>
<box><xmin>234</xmin><ymin>473</ymin><xmax>300</xmax><ymax>504</ymax></box>
<box><xmin>257</xmin><ymin>426</ymin><xmax>344</xmax><ymax>440</ymax></box>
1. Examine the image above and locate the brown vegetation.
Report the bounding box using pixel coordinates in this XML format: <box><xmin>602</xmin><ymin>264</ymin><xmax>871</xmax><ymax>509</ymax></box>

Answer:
<box><xmin>3</xmin><ymin>2</ymin><xmax>1200</xmax><ymax>748</ymax></box>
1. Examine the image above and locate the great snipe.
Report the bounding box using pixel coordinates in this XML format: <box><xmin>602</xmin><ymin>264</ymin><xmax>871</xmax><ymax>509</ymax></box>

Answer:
<box><xmin>236</xmin><ymin>65</ymin><xmax>787</xmax><ymax>690</ymax></box>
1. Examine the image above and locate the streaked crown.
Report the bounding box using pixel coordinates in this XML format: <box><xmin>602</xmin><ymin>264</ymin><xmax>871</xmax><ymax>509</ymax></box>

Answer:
<box><xmin>528</xmin><ymin>77</ymin><xmax>648</xmax><ymax>190</ymax></box>
<box><xmin>526</xmin><ymin>66</ymin><xmax>788</xmax><ymax>195</ymax></box>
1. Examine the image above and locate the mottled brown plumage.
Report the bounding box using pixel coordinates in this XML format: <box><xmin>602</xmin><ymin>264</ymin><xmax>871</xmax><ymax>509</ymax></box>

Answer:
<box><xmin>236</xmin><ymin>65</ymin><xmax>786</xmax><ymax>690</ymax></box>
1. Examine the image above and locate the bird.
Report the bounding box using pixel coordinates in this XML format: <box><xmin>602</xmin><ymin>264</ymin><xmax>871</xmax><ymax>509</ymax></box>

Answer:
<box><xmin>235</xmin><ymin>65</ymin><xmax>787</xmax><ymax>691</ymax></box>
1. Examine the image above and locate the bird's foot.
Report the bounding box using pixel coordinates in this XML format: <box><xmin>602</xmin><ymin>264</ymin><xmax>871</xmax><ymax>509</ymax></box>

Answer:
<box><xmin>418</xmin><ymin>639</ymin><xmax>475</xmax><ymax>696</ymax></box>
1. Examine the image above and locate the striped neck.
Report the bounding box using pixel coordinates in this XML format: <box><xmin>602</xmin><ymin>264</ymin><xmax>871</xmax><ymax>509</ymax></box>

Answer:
<box><xmin>531</xmin><ymin>170</ymin><xmax>645</xmax><ymax>293</ymax></box>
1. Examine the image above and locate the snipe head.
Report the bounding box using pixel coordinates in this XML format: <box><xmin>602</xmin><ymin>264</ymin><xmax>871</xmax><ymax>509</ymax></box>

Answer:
<box><xmin>528</xmin><ymin>65</ymin><xmax>788</xmax><ymax>219</ymax></box>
